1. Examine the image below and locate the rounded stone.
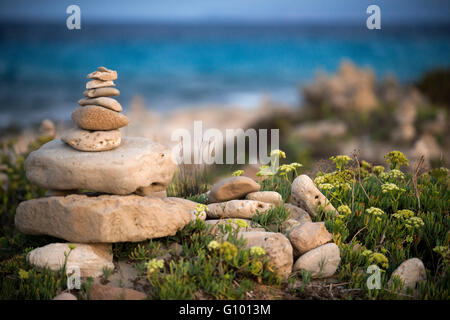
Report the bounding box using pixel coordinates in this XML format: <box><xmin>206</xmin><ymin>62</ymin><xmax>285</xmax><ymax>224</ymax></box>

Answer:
<box><xmin>86</xmin><ymin>80</ymin><xmax>115</xmax><ymax>89</ymax></box>
<box><xmin>83</xmin><ymin>87</ymin><xmax>120</xmax><ymax>98</ymax></box>
<box><xmin>206</xmin><ymin>200</ymin><xmax>273</xmax><ymax>219</ymax></box>
<box><xmin>25</xmin><ymin>137</ymin><xmax>176</xmax><ymax>195</ymax></box>
<box><xmin>288</xmin><ymin>222</ymin><xmax>333</xmax><ymax>256</ymax></box>
<box><xmin>61</xmin><ymin>128</ymin><xmax>121</xmax><ymax>152</ymax></box>
<box><xmin>27</xmin><ymin>243</ymin><xmax>114</xmax><ymax>277</ymax></box>
<box><xmin>87</xmin><ymin>67</ymin><xmax>117</xmax><ymax>81</ymax></box>
<box><xmin>290</xmin><ymin>175</ymin><xmax>336</xmax><ymax>217</ymax></box>
<box><xmin>293</xmin><ymin>243</ymin><xmax>340</xmax><ymax>278</ymax></box>
<box><xmin>72</xmin><ymin>106</ymin><xmax>129</xmax><ymax>131</ymax></box>
<box><xmin>78</xmin><ymin>97</ymin><xmax>122</xmax><ymax>112</ymax></box>
<box><xmin>245</xmin><ymin>191</ymin><xmax>283</xmax><ymax>206</ymax></box>
<box><xmin>208</xmin><ymin>176</ymin><xmax>261</xmax><ymax>203</ymax></box>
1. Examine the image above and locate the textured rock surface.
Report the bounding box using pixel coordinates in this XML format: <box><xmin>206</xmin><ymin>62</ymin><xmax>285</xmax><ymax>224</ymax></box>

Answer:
<box><xmin>25</xmin><ymin>137</ymin><xmax>176</xmax><ymax>195</ymax></box>
<box><xmin>134</xmin><ymin>189</ymin><xmax>167</xmax><ymax>198</ymax></box>
<box><xmin>88</xmin><ymin>283</ymin><xmax>146</xmax><ymax>300</ymax></box>
<box><xmin>245</xmin><ymin>191</ymin><xmax>283</xmax><ymax>206</ymax></box>
<box><xmin>87</xmin><ymin>67</ymin><xmax>118</xmax><ymax>81</ymax></box>
<box><xmin>389</xmin><ymin>258</ymin><xmax>427</xmax><ymax>293</ymax></box>
<box><xmin>288</xmin><ymin>222</ymin><xmax>332</xmax><ymax>256</ymax></box>
<box><xmin>83</xmin><ymin>87</ymin><xmax>120</xmax><ymax>98</ymax></box>
<box><xmin>240</xmin><ymin>231</ymin><xmax>293</xmax><ymax>278</ymax></box>
<box><xmin>207</xmin><ymin>200</ymin><xmax>273</xmax><ymax>219</ymax></box>
<box><xmin>290</xmin><ymin>175</ymin><xmax>336</xmax><ymax>217</ymax></box>
<box><xmin>293</xmin><ymin>243</ymin><xmax>340</xmax><ymax>278</ymax></box>
<box><xmin>72</xmin><ymin>106</ymin><xmax>129</xmax><ymax>131</ymax></box>
<box><xmin>282</xmin><ymin>203</ymin><xmax>312</xmax><ymax>233</ymax></box>
<box><xmin>27</xmin><ymin>243</ymin><xmax>114</xmax><ymax>277</ymax></box>
<box><xmin>61</xmin><ymin>128</ymin><xmax>121</xmax><ymax>152</ymax></box>
<box><xmin>16</xmin><ymin>195</ymin><xmax>199</xmax><ymax>242</ymax></box>
<box><xmin>86</xmin><ymin>80</ymin><xmax>115</xmax><ymax>89</ymax></box>
<box><xmin>208</xmin><ymin>176</ymin><xmax>261</xmax><ymax>203</ymax></box>
<box><xmin>78</xmin><ymin>97</ymin><xmax>122</xmax><ymax>112</ymax></box>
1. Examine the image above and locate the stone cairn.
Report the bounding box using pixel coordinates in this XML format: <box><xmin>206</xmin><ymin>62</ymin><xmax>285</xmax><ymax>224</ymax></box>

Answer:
<box><xmin>15</xmin><ymin>67</ymin><xmax>200</xmax><ymax>279</ymax></box>
<box><xmin>62</xmin><ymin>66</ymin><xmax>127</xmax><ymax>152</ymax></box>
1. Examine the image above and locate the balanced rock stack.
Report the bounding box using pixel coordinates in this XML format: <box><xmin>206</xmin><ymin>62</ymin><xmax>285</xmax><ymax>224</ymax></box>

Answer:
<box><xmin>15</xmin><ymin>67</ymin><xmax>201</xmax><ymax>278</ymax></box>
<box><xmin>62</xmin><ymin>66</ymin><xmax>129</xmax><ymax>152</ymax></box>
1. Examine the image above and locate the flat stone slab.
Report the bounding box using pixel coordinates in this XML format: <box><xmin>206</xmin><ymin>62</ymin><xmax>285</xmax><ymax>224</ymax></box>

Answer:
<box><xmin>25</xmin><ymin>137</ymin><xmax>176</xmax><ymax>195</ymax></box>
<box><xmin>15</xmin><ymin>195</ymin><xmax>199</xmax><ymax>242</ymax></box>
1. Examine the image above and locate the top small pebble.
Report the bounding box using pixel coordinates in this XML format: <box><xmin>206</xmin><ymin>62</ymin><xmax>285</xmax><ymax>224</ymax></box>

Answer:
<box><xmin>87</xmin><ymin>66</ymin><xmax>118</xmax><ymax>81</ymax></box>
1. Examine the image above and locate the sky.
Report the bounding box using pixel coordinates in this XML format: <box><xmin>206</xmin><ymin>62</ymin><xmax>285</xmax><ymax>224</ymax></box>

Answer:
<box><xmin>0</xmin><ymin>0</ymin><xmax>449</xmax><ymax>24</ymax></box>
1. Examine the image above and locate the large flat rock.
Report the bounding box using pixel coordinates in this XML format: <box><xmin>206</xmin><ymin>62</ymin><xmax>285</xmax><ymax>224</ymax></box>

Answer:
<box><xmin>25</xmin><ymin>137</ymin><xmax>176</xmax><ymax>195</ymax></box>
<box><xmin>15</xmin><ymin>195</ymin><xmax>199</xmax><ymax>243</ymax></box>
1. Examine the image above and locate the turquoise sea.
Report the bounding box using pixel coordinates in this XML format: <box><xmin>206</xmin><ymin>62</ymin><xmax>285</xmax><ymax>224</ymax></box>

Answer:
<box><xmin>0</xmin><ymin>23</ymin><xmax>449</xmax><ymax>128</ymax></box>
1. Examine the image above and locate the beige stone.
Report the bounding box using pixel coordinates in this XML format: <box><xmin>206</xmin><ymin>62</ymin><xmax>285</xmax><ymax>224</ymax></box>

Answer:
<box><xmin>240</xmin><ymin>231</ymin><xmax>293</xmax><ymax>278</ymax></box>
<box><xmin>15</xmin><ymin>195</ymin><xmax>199</xmax><ymax>243</ymax></box>
<box><xmin>86</xmin><ymin>80</ymin><xmax>115</xmax><ymax>89</ymax></box>
<box><xmin>88</xmin><ymin>283</ymin><xmax>146</xmax><ymax>300</ymax></box>
<box><xmin>290</xmin><ymin>175</ymin><xmax>336</xmax><ymax>217</ymax></box>
<box><xmin>25</xmin><ymin>138</ymin><xmax>176</xmax><ymax>195</ymax></box>
<box><xmin>72</xmin><ymin>106</ymin><xmax>129</xmax><ymax>131</ymax></box>
<box><xmin>53</xmin><ymin>292</ymin><xmax>77</xmax><ymax>300</ymax></box>
<box><xmin>61</xmin><ymin>128</ymin><xmax>121</xmax><ymax>152</ymax></box>
<box><xmin>27</xmin><ymin>243</ymin><xmax>114</xmax><ymax>277</ymax></box>
<box><xmin>293</xmin><ymin>243</ymin><xmax>340</xmax><ymax>278</ymax></box>
<box><xmin>208</xmin><ymin>176</ymin><xmax>261</xmax><ymax>203</ymax></box>
<box><xmin>283</xmin><ymin>204</ymin><xmax>312</xmax><ymax>225</ymax></box>
<box><xmin>207</xmin><ymin>200</ymin><xmax>273</xmax><ymax>219</ymax></box>
<box><xmin>388</xmin><ymin>258</ymin><xmax>427</xmax><ymax>293</ymax></box>
<box><xmin>245</xmin><ymin>191</ymin><xmax>283</xmax><ymax>206</ymax></box>
<box><xmin>87</xmin><ymin>67</ymin><xmax>118</xmax><ymax>81</ymax></box>
<box><xmin>78</xmin><ymin>97</ymin><xmax>122</xmax><ymax>112</ymax></box>
<box><xmin>288</xmin><ymin>222</ymin><xmax>332</xmax><ymax>256</ymax></box>
<box><xmin>83</xmin><ymin>87</ymin><xmax>120</xmax><ymax>98</ymax></box>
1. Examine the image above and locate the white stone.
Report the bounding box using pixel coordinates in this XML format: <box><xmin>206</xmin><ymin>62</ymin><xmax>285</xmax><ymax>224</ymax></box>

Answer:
<box><xmin>27</xmin><ymin>243</ymin><xmax>114</xmax><ymax>277</ymax></box>
<box><xmin>207</xmin><ymin>200</ymin><xmax>273</xmax><ymax>219</ymax></box>
<box><xmin>245</xmin><ymin>191</ymin><xmax>283</xmax><ymax>206</ymax></box>
<box><xmin>293</xmin><ymin>243</ymin><xmax>340</xmax><ymax>278</ymax></box>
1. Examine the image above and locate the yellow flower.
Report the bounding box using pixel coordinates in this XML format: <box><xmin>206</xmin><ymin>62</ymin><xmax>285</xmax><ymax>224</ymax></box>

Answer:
<box><xmin>369</xmin><ymin>252</ymin><xmax>389</xmax><ymax>269</ymax></box>
<box><xmin>18</xmin><ymin>269</ymin><xmax>29</xmax><ymax>280</ymax></box>
<box><xmin>366</xmin><ymin>207</ymin><xmax>385</xmax><ymax>217</ymax></box>
<box><xmin>234</xmin><ymin>219</ymin><xmax>248</xmax><ymax>229</ymax></box>
<box><xmin>250</xmin><ymin>246</ymin><xmax>266</xmax><ymax>256</ymax></box>
<box><xmin>146</xmin><ymin>258</ymin><xmax>164</xmax><ymax>275</ymax></box>
<box><xmin>270</xmin><ymin>149</ymin><xmax>286</xmax><ymax>159</ymax></box>
<box><xmin>232</xmin><ymin>170</ymin><xmax>244</xmax><ymax>177</ymax></box>
<box><xmin>219</xmin><ymin>241</ymin><xmax>238</xmax><ymax>262</ymax></box>
<box><xmin>207</xmin><ymin>240</ymin><xmax>220</xmax><ymax>251</ymax></box>
<box><xmin>337</xmin><ymin>205</ymin><xmax>352</xmax><ymax>216</ymax></box>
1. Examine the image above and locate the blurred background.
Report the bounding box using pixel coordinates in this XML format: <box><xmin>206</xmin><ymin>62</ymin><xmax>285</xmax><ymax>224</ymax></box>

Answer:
<box><xmin>0</xmin><ymin>0</ymin><xmax>449</xmax><ymax>177</ymax></box>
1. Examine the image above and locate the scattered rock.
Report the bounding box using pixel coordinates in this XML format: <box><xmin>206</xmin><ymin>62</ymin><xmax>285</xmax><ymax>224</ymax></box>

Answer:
<box><xmin>240</xmin><ymin>231</ymin><xmax>293</xmax><ymax>279</ymax></box>
<box><xmin>78</xmin><ymin>97</ymin><xmax>122</xmax><ymax>112</ymax></box>
<box><xmin>72</xmin><ymin>106</ymin><xmax>129</xmax><ymax>131</ymax></box>
<box><xmin>25</xmin><ymin>137</ymin><xmax>176</xmax><ymax>195</ymax></box>
<box><xmin>61</xmin><ymin>128</ymin><xmax>121</xmax><ymax>152</ymax></box>
<box><xmin>293</xmin><ymin>243</ymin><xmax>340</xmax><ymax>278</ymax></box>
<box><xmin>207</xmin><ymin>200</ymin><xmax>273</xmax><ymax>219</ymax></box>
<box><xmin>88</xmin><ymin>283</ymin><xmax>146</xmax><ymax>300</ymax></box>
<box><xmin>208</xmin><ymin>176</ymin><xmax>261</xmax><ymax>203</ymax></box>
<box><xmin>83</xmin><ymin>87</ymin><xmax>120</xmax><ymax>98</ymax></box>
<box><xmin>290</xmin><ymin>175</ymin><xmax>336</xmax><ymax>217</ymax></box>
<box><xmin>53</xmin><ymin>292</ymin><xmax>78</xmax><ymax>300</ymax></box>
<box><xmin>245</xmin><ymin>191</ymin><xmax>283</xmax><ymax>206</ymax></box>
<box><xmin>87</xmin><ymin>67</ymin><xmax>118</xmax><ymax>81</ymax></box>
<box><xmin>27</xmin><ymin>243</ymin><xmax>114</xmax><ymax>277</ymax></box>
<box><xmin>283</xmin><ymin>204</ymin><xmax>312</xmax><ymax>226</ymax></box>
<box><xmin>388</xmin><ymin>258</ymin><xmax>427</xmax><ymax>293</ymax></box>
<box><xmin>288</xmin><ymin>222</ymin><xmax>332</xmax><ymax>256</ymax></box>
<box><xmin>86</xmin><ymin>80</ymin><xmax>115</xmax><ymax>89</ymax></box>
<box><xmin>15</xmin><ymin>195</ymin><xmax>199</xmax><ymax>242</ymax></box>
<box><xmin>39</xmin><ymin>119</ymin><xmax>56</xmax><ymax>137</ymax></box>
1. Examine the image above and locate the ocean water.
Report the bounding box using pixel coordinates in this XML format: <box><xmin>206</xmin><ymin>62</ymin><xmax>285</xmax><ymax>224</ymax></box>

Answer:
<box><xmin>0</xmin><ymin>23</ymin><xmax>449</xmax><ymax>128</ymax></box>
